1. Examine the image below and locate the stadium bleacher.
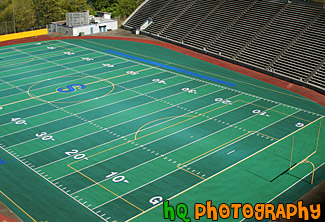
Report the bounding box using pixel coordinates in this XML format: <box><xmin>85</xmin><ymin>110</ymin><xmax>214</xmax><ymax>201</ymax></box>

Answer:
<box><xmin>123</xmin><ymin>0</ymin><xmax>325</xmax><ymax>94</ymax></box>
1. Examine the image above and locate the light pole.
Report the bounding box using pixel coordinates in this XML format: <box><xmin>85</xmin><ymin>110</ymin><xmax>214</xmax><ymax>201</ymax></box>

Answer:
<box><xmin>12</xmin><ymin>0</ymin><xmax>16</xmax><ymax>33</ymax></box>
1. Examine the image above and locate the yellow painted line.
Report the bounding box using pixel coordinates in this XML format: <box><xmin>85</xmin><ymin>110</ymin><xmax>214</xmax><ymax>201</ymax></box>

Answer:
<box><xmin>70</xmin><ymin>101</ymin><xmax>237</xmax><ymax>164</ymax></box>
<box><xmin>134</xmin><ymin>101</ymin><xmax>238</xmax><ymax>141</ymax></box>
<box><xmin>2</xmin><ymin>73</ymin><xmax>123</xmax><ymax>107</ymax></box>
<box><xmin>134</xmin><ymin>115</ymin><xmax>196</xmax><ymax>140</ymax></box>
<box><xmin>85</xmin><ymin>73</ymin><xmax>131</xmax><ymax>86</ymax></box>
<box><xmin>0</xmin><ymin>190</ymin><xmax>36</xmax><ymax>222</ymax></box>
<box><xmin>178</xmin><ymin>167</ymin><xmax>205</xmax><ymax>180</ymax></box>
<box><xmin>86</xmin><ymin>62</ymin><xmax>163</xmax><ymax>86</ymax></box>
<box><xmin>1</xmin><ymin>97</ymin><xmax>35</xmax><ymax>107</ymax></box>
<box><xmin>290</xmin><ymin>119</ymin><xmax>322</xmax><ymax>171</ymax></box>
<box><xmin>315</xmin><ymin>120</ymin><xmax>322</xmax><ymax>152</ymax></box>
<box><xmin>128</xmin><ymin>115</ymin><xmax>324</xmax><ymax>221</ymax></box>
<box><xmin>0</xmin><ymin>57</ymin><xmax>35</xmax><ymax>67</ymax></box>
<box><xmin>67</xmin><ymin>165</ymin><xmax>143</xmax><ymax>212</ymax></box>
<box><xmin>1</xmin><ymin>64</ymin><xmax>157</xmax><ymax>107</ymax></box>
<box><xmin>179</xmin><ymin>131</ymin><xmax>252</xmax><ymax>167</ymax></box>
<box><xmin>245</xmin><ymin>101</ymin><xmax>312</xmax><ymax>123</ymax></box>
<box><xmin>81</xmin><ymin>39</ymin><xmax>315</xmax><ymax>103</ymax></box>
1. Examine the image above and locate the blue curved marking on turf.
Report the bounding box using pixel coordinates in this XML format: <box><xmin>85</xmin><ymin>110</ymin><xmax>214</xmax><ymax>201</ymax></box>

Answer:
<box><xmin>57</xmin><ymin>84</ymin><xmax>86</xmax><ymax>93</ymax></box>
<box><xmin>106</xmin><ymin>50</ymin><xmax>236</xmax><ymax>87</ymax></box>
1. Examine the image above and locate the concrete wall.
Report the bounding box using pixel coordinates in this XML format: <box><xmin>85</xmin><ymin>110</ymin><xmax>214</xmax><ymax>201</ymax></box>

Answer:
<box><xmin>73</xmin><ymin>21</ymin><xmax>118</xmax><ymax>36</ymax></box>
<box><xmin>48</xmin><ymin>21</ymin><xmax>118</xmax><ymax>36</ymax></box>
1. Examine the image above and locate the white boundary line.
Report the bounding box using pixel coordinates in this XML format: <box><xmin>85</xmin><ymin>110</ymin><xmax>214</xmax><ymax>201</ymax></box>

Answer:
<box><xmin>0</xmin><ymin>143</ymin><xmax>107</xmax><ymax>222</ymax></box>
<box><xmin>0</xmin><ymin>68</ymin><xmax>165</xmax><ymax>126</ymax></box>
<box><xmin>239</xmin><ymin>164</ymin><xmax>325</xmax><ymax>221</ymax></box>
<box><xmin>52</xmin><ymin>95</ymin><xmax>255</xmax><ymax>182</ymax></box>
<box><xmin>49</xmin><ymin>88</ymin><xmax>231</xmax><ymax>181</ymax></box>
<box><xmin>0</xmin><ymin>63</ymin><xmax>140</xmax><ymax>116</ymax></box>
<box><xmin>91</xmin><ymin>105</ymin><xmax>298</xmax><ymax>210</ymax></box>
<box><xmin>0</xmin><ymin>58</ymin><xmax>129</xmax><ymax>98</ymax></box>
<box><xmin>73</xmin><ymin>39</ymin><xmax>324</xmax><ymax>117</ymax></box>
<box><xmin>0</xmin><ymin>46</ymin><xmax>88</xmax><ymax>73</ymax></box>
<box><xmin>27</xmin><ymin>81</ymin><xmax>210</xmax><ymax>162</ymax></box>
<box><xmin>126</xmin><ymin>113</ymin><xmax>322</xmax><ymax>222</ymax></box>
<box><xmin>0</xmin><ymin>53</ymin><xmax>110</xmax><ymax>81</ymax></box>
<box><xmin>1</xmin><ymin>76</ymin><xmax>188</xmax><ymax>141</ymax></box>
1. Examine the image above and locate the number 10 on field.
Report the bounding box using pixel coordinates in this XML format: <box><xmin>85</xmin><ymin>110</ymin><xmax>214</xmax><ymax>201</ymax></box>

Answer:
<box><xmin>106</xmin><ymin>172</ymin><xmax>129</xmax><ymax>184</ymax></box>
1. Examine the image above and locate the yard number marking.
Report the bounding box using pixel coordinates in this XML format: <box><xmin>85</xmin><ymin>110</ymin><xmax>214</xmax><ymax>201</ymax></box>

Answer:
<box><xmin>252</xmin><ymin>110</ymin><xmax>270</xmax><ymax>117</ymax></box>
<box><xmin>64</xmin><ymin>51</ymin><xmax>75</xmax><ymax>55</ymax></box>
<box><xmin>82</xmin><ymin>57</ymin><xmax>94</xmax><ymax>61</ymax></box>
<box><xmin>127</xmin><ymin>71</ymin><xmax>139</xmax><ymax>75</ymax></box>
<box><xmin>47</xmin><ymin>46</ymin><xmax>56</xmax><ymax>50</ymax></box>
<box><xmin>11</xmin><ymin>118</ymin><xmax>27</xmax><ymax>125</ymax></box>
<box><xmin>152</xmin><ymin>79</ymin><xmax>166</xmax><ymax>84</ymax></box>
<box><xmin>102</xmin><ymin>64</ymin><xmax>114</xmax><ymax>67</ymax></box>
<box><xmin>295</xmin><ymin>122</ymin><xmax>304</xmax><ymax>127</ymax></box>
<box><xmin>65</xmin><ymin>149</ymin><xmax>88</xmax><ymax>160</ymax></box>
<box><xmin>215</xmin><ymin>98</ymin><xmax>232</xmax><ymax>105</ymax></box>
<box><xmin>182</xmin><ymin>88</ymin><xmax>197</xmax><ymax>94</ymax></box>
<box><xmin>106</xmin><ymin>171</ymin><xmax>129</xmax><ymax>184</ymax></box>
<box><xmin>149</xmin><ymin>196</ymin><xmax>163</xmax><ymax>206</ymax></box>
<box><xmin>36</xmin><ymin>132</ymin><xmax>55</xmax><ymax>141</ymax></box>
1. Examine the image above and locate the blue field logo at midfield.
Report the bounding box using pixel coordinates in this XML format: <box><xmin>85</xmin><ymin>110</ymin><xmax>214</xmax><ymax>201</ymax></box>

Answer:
<box><xmin>56</xmin><ymin>84</ymin><xmax>86</xmax><ymax>93</ymax></box>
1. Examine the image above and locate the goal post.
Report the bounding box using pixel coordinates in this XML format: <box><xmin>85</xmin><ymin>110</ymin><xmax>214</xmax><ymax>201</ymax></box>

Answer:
<box><xmin>288</xmin><ymin>119</ymin><xmax>322</xmax><ymax>184</ymax></box>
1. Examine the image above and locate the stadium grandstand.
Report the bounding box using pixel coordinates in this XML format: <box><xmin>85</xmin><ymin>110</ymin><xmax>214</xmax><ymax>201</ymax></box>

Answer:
<box><xmin>122</xmin><ymin>0</ymin><xmax>325</xmax><ymax>94</ymax></box>
<box><xmin>1</xmin><ymin>0</ymin><xmax>325</xmax><ymax>221</ymax></box>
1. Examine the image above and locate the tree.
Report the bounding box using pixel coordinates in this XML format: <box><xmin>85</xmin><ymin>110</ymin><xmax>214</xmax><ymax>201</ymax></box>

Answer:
<box><xmin>14</xmin><ymin>0</ymin><xmax>36</xmax><ymax>31</ymax></box>
<box><xmin>67</xmin><ymin>0</ymin><xmax>91</xmax><ymax>12</ymax></box>
<box><xmin>32</xmin><ymin>0</ymin><xmax>90</xmax><ymax>27</ymax></box>
<box><xmin>0</xmin><ymin>0</ymin><xmax>36</xmax><ymax>33</ymax></box>
<box><xmin>109</xmin><ymin>0</ymin><xmax>144</xmax><ymax>20</ymax></box>
<box><xmin>89</xmin><ymin>0</ymin><xmax>115</xmax><ymax>12</ymax></box>
<box><xmin>33</xmin><ymin>0</ymin><xmax>67</xmax><ymax>27</ymax></box>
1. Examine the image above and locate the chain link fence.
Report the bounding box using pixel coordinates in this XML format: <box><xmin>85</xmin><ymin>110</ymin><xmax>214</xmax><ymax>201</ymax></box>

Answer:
<box><xmin>0</xmin><ymin>21</ymin><xmax>46</xmax><ymax>35</ymax></box>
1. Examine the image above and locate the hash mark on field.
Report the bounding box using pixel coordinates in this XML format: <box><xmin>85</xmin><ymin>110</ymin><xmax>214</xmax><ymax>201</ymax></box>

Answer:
<box><xmin>227</xmin><ymin>150</ymin><xmax>235</xmax><ymax>155</ymax></box>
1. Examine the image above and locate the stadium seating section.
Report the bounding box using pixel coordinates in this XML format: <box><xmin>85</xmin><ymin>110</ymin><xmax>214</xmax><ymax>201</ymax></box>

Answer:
<box><xmin>123</xmin><ymin>0</ymin><xmax>325</xmax><ymax>94</ymax></box>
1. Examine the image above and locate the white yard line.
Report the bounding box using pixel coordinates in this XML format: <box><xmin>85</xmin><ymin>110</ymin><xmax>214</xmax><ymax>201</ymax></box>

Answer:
<box><xmin>29</xmin><ymin>81</ymin><xmax>208</xmax><ymax>162</ymax></box>
<box><xmin>0</xmin><ymin>53</ymin><xmax>109</xmax><ymax>80</ymax></box>
<box><xmin>52</xmin><ymin>94</ymin><xmax>249</xmax><ymax>182</ymax></box>
<box><xmin>92</xmin><ymin>103</ymin><xmax>291</xmax><ymax>210</ymax></box>
<box><xmin>0</xmin><ymin>143</ymin><xmax>107</xmax><ymax>222</ymax></box>
<box><xmin>0</xmin><ymin>58</ymin><xmax>128</xmax><ymax>97</ymax></box>
<box><xmin>1</xmin><ymin>76</ymin><xmax>187</xmax><ymax>141</ymax></box>
<box><xmin>126</xmin><ymin>110</ymin><xmax>312</xmax><ymax>222</ymax></box>
<box><xmin>0</xmin><ymin>63</ymin><xmax>140</xmax><ymax>117</ymax></box>
<box><xmin>65</xmin><ymin>39</ymin><xmax>324</xmax><ymax>116</ymax></box>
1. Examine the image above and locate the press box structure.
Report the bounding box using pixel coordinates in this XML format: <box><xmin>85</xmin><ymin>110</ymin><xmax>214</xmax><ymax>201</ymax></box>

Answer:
<box><xmin>48</xmin><ymin>10</ymin><xmax>118</xmax><ymax>36</ymax></box>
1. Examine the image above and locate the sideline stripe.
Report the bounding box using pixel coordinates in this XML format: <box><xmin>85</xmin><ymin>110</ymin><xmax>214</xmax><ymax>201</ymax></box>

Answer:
<box><xmin>106</xmin><ymin>50</ymin><xmax>236</xmax><ymax>87</ymax></box>
<box><xmin>0</xmin><ymin>190</ymin><xmax>36</xmax><ymax>221</ymax></box>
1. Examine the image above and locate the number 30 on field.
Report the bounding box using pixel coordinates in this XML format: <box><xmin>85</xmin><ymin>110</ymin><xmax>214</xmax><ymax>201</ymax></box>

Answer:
<box><xmin>36</xmin><ymin>132</ymin><xmax>55</xmax><ymax>141</ymax></box>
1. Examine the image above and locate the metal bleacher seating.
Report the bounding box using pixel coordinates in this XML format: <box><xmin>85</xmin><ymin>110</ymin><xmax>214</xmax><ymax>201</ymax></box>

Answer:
<box><xmin>309</xmin><ymin>63</ymin><xmax>325</xmax><ymax>90</ymax></box>
<box><xmin>270</xmin><ymin>10</ymin><xmax>325</xmax><ymax>88</ymax></box>
<box><xmin>145</xmin><ymin>0</ymin><xmax>193</xmax><ymax>36</ymax></box>
<box><xmin>123</xmin><ymin>0</ymin><xmax>168</xmax><ymax>29</ymax></box>
<box><xmin>122</xmin><ymin>0</ymin><xmax>325</xmax><ymax>94</ymax></box>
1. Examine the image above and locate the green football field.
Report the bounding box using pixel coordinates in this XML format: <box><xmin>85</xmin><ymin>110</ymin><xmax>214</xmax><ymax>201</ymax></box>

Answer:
<box><xmin>0</xmin><ymin>39</ymin><xmax>324</xmax><ymax>222</ymax></box>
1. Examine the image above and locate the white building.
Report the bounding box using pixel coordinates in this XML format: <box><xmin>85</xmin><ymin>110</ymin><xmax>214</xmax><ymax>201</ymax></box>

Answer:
<box><xmin>48</xmin><ymin>11</ymin><xmax>118</xmax><ymax>36</ymax></box>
